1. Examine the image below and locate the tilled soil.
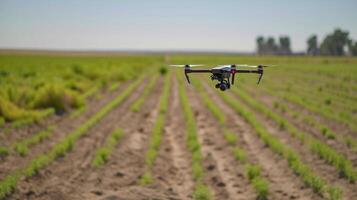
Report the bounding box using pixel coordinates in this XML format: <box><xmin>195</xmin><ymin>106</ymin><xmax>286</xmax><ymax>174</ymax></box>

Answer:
<box><xmin>227</xmin><ymin>87</ymin><xmax>357</xmax><ymax>199</ymax></box>
<box><xmin>4</xmin><ymin>75</ymin><xmax>355</xmax><ymax>200</ymax></box>
<box><xmin>201</xmin><ymin>82</ymin><xmax>321</xmax><ymax>200</ymax></box>
<box><xmin>245</xmin><ymin>87</ymin><xmax>357</xmax><ymax>166</ymax></box>
<box><xmin>0</xmin><ymin>82</ymin><xmax>133</xmax><ymax>180</ymax></box>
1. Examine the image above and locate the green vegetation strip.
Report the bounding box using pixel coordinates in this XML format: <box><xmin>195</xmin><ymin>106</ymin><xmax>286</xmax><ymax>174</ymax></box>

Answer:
<box><xmin>245</xmin><ymin>85</ymin><xmax>357</xmax><ymax>153</ymax></box>
<box><xmin>233</xmin><ymin>87</ymin><xmax>357</xmax><ymax>183</ymax></box>
<box><xmin>270</xmin><ymin>97</ymin><xmax>357</xmax><ymax>153</ymax></box>
<box><xmin>131</xmin><ymin>76</ymin><xmax>158</xmax><ymax>112</ymax></box>
<box><xmin>140</xmin><ymin>73</ymin><xmax>171</xmax><ymax>185</ymax></box>
<box><xmin>193</xmin><ymin>80</ymin><xmax>269</xmax><ymax>199</ymax></box>
<box><xmin>0</xmin><ymin>76</ymin><xmax>144</xmax><ymax>199</ymax></box>
<box><xmin>12</xmin><ymin>126</ymin><xmax>54</xmax><ymax>156</ymax></box>
<box><xmin>92</xmin><ymin>129</ymin><xmax>124</xmax><ymax>167</ymax></box>
<box><xmin>262</xmin><ymin>85</ymin><xmax>357</xmax><ymax>133</ymax></box>
<box><xmin>213</xmin><ymin>86</ymin><xmax>342</xmax><ymax>199</ymax></box>
<box><xmin>177</xmin><ymin>74</ymin><xmax>212</xmax><ymax>200</ymax></box>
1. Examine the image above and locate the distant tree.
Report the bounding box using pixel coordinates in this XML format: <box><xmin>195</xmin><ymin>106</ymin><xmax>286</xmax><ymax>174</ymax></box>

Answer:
<box><xmin>278</xmin><ymin>36</ymin><xmax>292</xmax><ymax>55</ymax></box>
<box><xmin>266</xmin><ymin>37</ymin><xmax>278</xmax><ymax>54</ymax></box>
<box><xmin>256</xmin><ymin>36</ymin><xmax>265</xmax><ymax>55</ymax></box>
<box><xmin>307</xmin><ymin>35</ymin><xmax>319</xmax><ymax>55</ymax></box>
<box><xmin>349</xmin><ymin>41</ymin><xmax>357</xmax><ymax>56</ymax></box>
<box><xmin>320</xmin><ymin>29</ymin><xmax>350</xmax><ymax>56</ymax></box>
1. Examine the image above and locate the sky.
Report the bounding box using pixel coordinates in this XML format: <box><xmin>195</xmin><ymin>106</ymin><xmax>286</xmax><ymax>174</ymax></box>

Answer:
<box><xmin>0</xmin><ymin>0</ymin><xmax>357</xmax><ymax>52</ymax></box>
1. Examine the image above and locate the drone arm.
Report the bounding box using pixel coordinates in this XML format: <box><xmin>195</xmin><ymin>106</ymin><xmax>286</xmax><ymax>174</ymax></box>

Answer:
<box><xmin>184</xmin><ymin>69</ymin><xmax>212</xmax><ymax>84</ymax></box>
<box><xmin>236</xmin><ymin>69</ymin><xmax>264</xmax><ymax>84</ymax></box>
<box><xmin>186</xmin><ymin>69</ymin><xmax>212</xmax><ymax>73</ymax></box>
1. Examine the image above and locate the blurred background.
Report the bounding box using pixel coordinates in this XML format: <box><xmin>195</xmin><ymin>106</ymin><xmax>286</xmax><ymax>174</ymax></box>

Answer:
<box><xmin>1</xmin><ymin>0</ymin><xmax>357</xmax><ymax>55</ymax></box>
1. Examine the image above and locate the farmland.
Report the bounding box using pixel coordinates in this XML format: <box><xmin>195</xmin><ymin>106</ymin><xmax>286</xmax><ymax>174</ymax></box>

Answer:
<box><xmin>0</xmin><ymin>53</ymin><xmax>356</xmax><ymax>200</ymax></box>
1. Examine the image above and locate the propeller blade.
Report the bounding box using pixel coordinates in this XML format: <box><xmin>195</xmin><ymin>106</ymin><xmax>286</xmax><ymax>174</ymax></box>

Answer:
<box><xmin>169</xmin><ymin>64</ymin><xmax>204</xmax><ymax>67</ymax></box>
<box><xmin>239</xmin><ymin>64</ymin><xmax>276</xmax><ymax>68</ymax></box>
<box><xmin>218</xmin><ymin>64</ymin><xmax>248</xmax><ymax>67</ymax></box>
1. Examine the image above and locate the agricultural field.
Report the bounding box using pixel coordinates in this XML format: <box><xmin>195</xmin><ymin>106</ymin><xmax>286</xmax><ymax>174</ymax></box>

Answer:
<box><xmin>0</xmin><ymin>53</ymin><xmax>356</xmax><ymax>200</ymax></box>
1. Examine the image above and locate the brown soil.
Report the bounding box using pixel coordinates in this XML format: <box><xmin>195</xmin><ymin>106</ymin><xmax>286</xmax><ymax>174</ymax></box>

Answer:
<box><xmin>4</xmin><ymin>74</ymin><xmax>355</xmax><ymax>200</ymax></box>
<box><xmin>0</xmin><ymin>81</ymin><xmax>135</xmax><ymax>179</ymax></box>
<box><xmin>245</xmin><ymin>87</ymin><xmax>357</xmax><ymax>167</ymax></box>
<box><xmin>150</xmin><ymin>76</ymin><xmax>195</xmax><ymax>200</ymax></box>
<box><xmin>201</xmin><ymin>82</ymin><xmax>321</xmax><ymax>200</ymax></box>
<box><xmin>228</xmin><ymin>87</ymin><xmax>357</xmax><ymax>199</ymax></box>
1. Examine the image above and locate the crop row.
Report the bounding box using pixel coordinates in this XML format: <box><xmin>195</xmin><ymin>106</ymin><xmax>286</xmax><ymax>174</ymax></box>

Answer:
<box><xmin>263</xmin><ymin>79</ymin><xmax>355</xmax><ymax>124</ymax></box>
<box><xmin>13</xmin><ymin>125</ymin><xmax>54</xmax><ymax>156</ymax></box>
<box><xmin>0</xmin><ymin>55</ymin><xmax>161</xmax><ymax>128</ymax></box>
<box><xmin>131</xmin><ymin>76</ymin><xmax>158</xmax><ymax>112</ymax></box>
<box><xmin>210</xmin><ymin>84</ymin><xmax>342</xmax><ymax>199</ymax></box>
<box><xmin>0</xmin><ymin>75</ymin><xmax>145</xmax><ymax>199</ymax></box>
<box><xmin>92</xmin><ymin>128</ymin><xmax>124</xmax><ymax>167</ymax></box>
<box><xmin>271</xmin><ymin>98</ymin><xmax>357</xmax><ymax>153</ymax></box>
<box><xmin>244</xmin><ymin>85</ymin><xmax>357</xmax><ymax>153</ymax></box>
<box><xmin>258</xmin><ymin>83</ymin><xmax>357</xmax><ymax>133</ymax></box>
<box><xmin>177</xmin><ymin>73</ymin><xmax>212</xmax><ymax>200</ymax></box>
<box><xmin>232</xmin><ymin>87</ymin><xmax>357</xmax><ymax>183</ymax></box>
<box><xmin>140</xmin><ymin>73</ymin><xmax>171</xmax><ymax>185</ymax></box>
<box><xmin>193</xmin><ymin>80</ymin><xmax>269</xmax><ymax>199</ymax></box>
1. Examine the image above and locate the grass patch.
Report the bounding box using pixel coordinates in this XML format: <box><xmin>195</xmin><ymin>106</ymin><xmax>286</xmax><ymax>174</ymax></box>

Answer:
<box><xmin>32</xmin><ymin>84</ymin><xmax>84</xmax><ymax>114</ymax></box>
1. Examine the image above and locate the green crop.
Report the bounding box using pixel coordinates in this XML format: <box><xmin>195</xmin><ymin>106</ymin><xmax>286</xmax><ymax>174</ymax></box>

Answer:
<box><xmin>0</xmin><ymin>75</ymin><xmax>144</xmax><ymax>199</ymax></box>
<box><xmin>140</xmin><ymin>72</ymin><xmax>171</xmax><ymax>185</ymax></box>
<box><xmin>177</xmin><ymin>72</ymin><xmax>212</xmax><ymax>200</ymax></box>
<box><xmin>92</xmin><ymin>129</ymin><xmax>124</xmax><ymax>167</ymax></box>
<box><xmin>131</xmin><ymin>76</ymin><xmax>158</xmax><ymax>112</ymax></box>
<box><xmin>13</xmin><ymin>125</ymin><xmax>54</xmax><ymax>156</ymax></box>
<box><xmin>233</xmin><ymin>87</ymin><xmax>357</xmax><ymax>183</ymax></box>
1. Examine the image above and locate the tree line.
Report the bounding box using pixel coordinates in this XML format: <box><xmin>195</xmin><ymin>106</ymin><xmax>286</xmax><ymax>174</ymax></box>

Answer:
<box><xmin>256</xmin><ymin>28</ymin><xmax>357</xmax><ymax>56</ymax></box>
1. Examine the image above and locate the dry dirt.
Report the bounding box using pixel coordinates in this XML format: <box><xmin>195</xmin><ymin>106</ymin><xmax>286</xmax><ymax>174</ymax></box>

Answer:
<box><xmin>2</xmin><ymin>75</ymin><xmax>356</xmax><ymax>200</ymax></box>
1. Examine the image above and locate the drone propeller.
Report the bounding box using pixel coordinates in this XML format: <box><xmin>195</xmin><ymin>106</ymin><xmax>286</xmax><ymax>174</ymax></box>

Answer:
<box><xmin>240</xmin><ymin>65</ymin><xmax>276</xmax><ymax>68</ymax></box>
<box><xmin>218</xmin><ymin>64</ymin><xmax>248</xmax><ymax>68</ymax></box>
<box><xmin>169</xmin><ymin>64</ymin><xmax>204</xmax><ymax>67</ymax></box>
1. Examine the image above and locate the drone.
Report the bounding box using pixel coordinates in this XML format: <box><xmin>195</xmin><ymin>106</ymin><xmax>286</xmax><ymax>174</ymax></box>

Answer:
<box><xmin>170</xmin><ymin>64</ymin><xmax>273</xmax><ymax>91</ymax></box>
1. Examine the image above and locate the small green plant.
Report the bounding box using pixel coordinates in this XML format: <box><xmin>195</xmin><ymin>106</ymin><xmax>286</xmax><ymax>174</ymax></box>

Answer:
<box><xmin>0</xmin><ymin>147</ymin><xmax>9</xmax><ymax>156</ymax></box>
<box><xmin>193</xmin><ymin>182</ymin><xmax>212</xmax><ymax>200</ymax></box>
<box><xmin>246</xmin><ymin>164</ymin><xmax>261</xmax><ymax>181</ymax></box>
<box><xmin>252</xmin><ymin>177</ymin><xmax>269</xmax><ymax>200</ymax></box>
<box><xmin>327</xmin><ymin>186</ymin><xmax>343</xmax><ymax>200</ymax></box>
<box><xmin>92</xmin><ymin>129</ymin><xmax>124</xmax><ymax>167</ymax></box>
<box><xmin>140</xmin><ymin>171</ymin><xmax>153</xmax><ymax>185</ymax></box>
<box><xmin>233</xmin><ymin>147</ymin><xmax>247</xmax><ymax>163</ymax></box>
<box><xmin>224</xmin><ymin>130</ymin><xmax>237</xmax><ymax>145</ymax></box>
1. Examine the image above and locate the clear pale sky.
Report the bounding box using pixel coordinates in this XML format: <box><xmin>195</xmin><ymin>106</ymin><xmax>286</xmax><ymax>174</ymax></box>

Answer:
<box><xmin>0</xmin><ymin>0</ymin><xmax>356</xmax><ymax>52</ymax></box>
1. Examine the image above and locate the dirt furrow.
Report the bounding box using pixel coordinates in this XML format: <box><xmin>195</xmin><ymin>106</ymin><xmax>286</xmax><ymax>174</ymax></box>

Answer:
<box><xmin>151</xmin><ymin>75</ymin><xmax>195</xmax><ymax>200</ymax></box>
<box><xmin>9</xmin><ymin>78</ymin><xmax>159</xmax><ymax>200</ymax></box>
<box><xmin>0</xmin><ymin>82</ymin><xmax>133</xmax><ymax>180</ymax></box>
<box><xmin>246</xmin><ymin>87</ymin><xmax>357</xmax><ymax>166</ymax></box>
<box><xmin>186</xmin><ymin>85</ymin><xmax>256</xmax><ymax>200</ymax></box>
<box><xmin>202</xmin><ymin>82</ymin><xmax>321</xmax><ymax>200</ymax></box>
<box><xmin>228</xmin><ymin>89</ymin><xmax>357</xmax><ymax>199</ymax></box>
